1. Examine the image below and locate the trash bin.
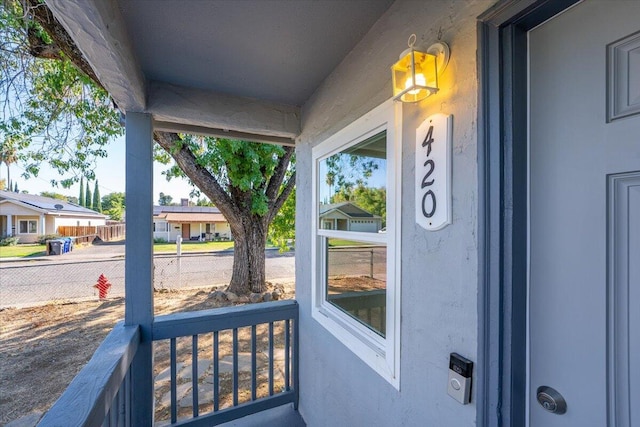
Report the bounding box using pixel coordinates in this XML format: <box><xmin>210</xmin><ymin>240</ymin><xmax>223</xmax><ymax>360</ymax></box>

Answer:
<box><xmin>47</xmin><ymin>239</ymin><xmax>63</xmax><ymax>255</ymax></box>
<box><xmin>63</xmin><ymin>237</ymin><xmax>73</xmax><ymax>253</ymax></box>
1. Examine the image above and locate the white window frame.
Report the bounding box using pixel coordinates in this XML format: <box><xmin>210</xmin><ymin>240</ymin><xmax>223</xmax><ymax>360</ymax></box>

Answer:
<box><xmin>154</xmin><ymin>221</ymin><xmax>168</xmax><ymax>233</ymax></box>
<box><xmin>18</xmin><ymin>219</ymin><xmax>38</xmax><ymax>234</ymax></box>
<box><xmin>311</xmin><ymin>99</ymin><xmax>402</xmax><ymax>389</ymax></box>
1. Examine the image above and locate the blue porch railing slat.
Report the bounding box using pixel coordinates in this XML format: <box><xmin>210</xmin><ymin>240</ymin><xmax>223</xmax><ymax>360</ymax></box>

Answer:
<box><xmin>192</xmin><ymin>334</ymin><xmax>199</xmax><ymax>417</ymax></box>
<box><xmin>293</xmin><ymin>306</ymin><xmax>299</xmax><ymax>410</ymax></box>
<box><xmin>285</xmin><ymin>319</ymin><xmax>291</xmax><ymax>391</ymax></box>
<box><xmin>251</xmin><ymin>325</ymin><xmax>257</xmax><ymax>401</ymax></box>
<box><xmin>268</xmin><ymin>322</ymin><xmax>274</xmax><ymax>396</ymax></box>
<box><xmin>232</xmin><ymin>328</ymin><xmax>239</xmax><ymax>406</ymax></box>
<box><xmin>213</xmin><ymin>331</ymin><xmax>219</xmax><ymax>412</ymax></box>
<box><xmin>170</xmin><ymin>338</ymin><xmax>177</xmax><ymax>424</ymax></box>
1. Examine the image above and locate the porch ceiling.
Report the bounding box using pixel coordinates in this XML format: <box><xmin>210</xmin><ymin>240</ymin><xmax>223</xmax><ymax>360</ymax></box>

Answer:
<box><xmin>45</xmin><ymin>0</ymin><xmax>394</xmax><ymax>144</ymax></box>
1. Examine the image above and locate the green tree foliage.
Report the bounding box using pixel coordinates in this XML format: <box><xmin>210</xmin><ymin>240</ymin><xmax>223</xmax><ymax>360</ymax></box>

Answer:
<box><xmin>13</xmin><ymin>182</ymin><xmax>18</xmax><ymax>192</ymax></box>
<box><xmin>101</xmin><ymin>192</ymin><xmax>125</xmax><ymax>221</ymax></box>
<box><xmin>0</xmin><ymin>179</ymin><xmax>5</xmax><ymax>190</ymax></box>
<box><xmin>268</xmin><ymin>187</ymin><xmax>295</xmax><ymax>251</ymax></box>
<box><xmin>85</xmin><ymin>181</ymin><xmax>91</xmax><ymax>208</ymax></box>
<box><xmin>158</xmin><ymin>192</ymin><xmax>173</xmax><ymax>206</ymax></box>
<box><xmin>196</xmin><ymin>197</ymin><xmax>214</xmax><ymax>206</ymax></box>
<box><xmin>92</xmin><ymin>180</ymin><xmax>102</xmax><ymax>212</ymax></box>
<box><xmin>39</xmin><ymin>191</ymin><xmax>68</xmax><ymax>200</ymax></box>
<box><xmin>0</xmin><ymin>0</ymin><xmax>123</xmax><ymax>188</ymax></box>
<box><xmin>78</xmin><ymin>177</ymin><xmax>85</xmax><ymax>207</ymax></box>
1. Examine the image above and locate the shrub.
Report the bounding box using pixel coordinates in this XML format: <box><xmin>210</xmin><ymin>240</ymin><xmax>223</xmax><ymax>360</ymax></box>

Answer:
<box><xmin>38</xmin><ymin>234</ymin><xmax>61</xmax><ymax>245</ymax></box>
<box><xmin>153</xmin><ymin>237</ymin><xmax>168</xmax><ymax>243</ymax></box>
<box><xmin>0</xmin><ymin>236</ymin><xmax>20</xmax><ymax>246</ymax></box>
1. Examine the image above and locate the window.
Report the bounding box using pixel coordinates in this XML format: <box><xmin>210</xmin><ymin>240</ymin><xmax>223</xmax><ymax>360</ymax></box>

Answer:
<box><xmin>154</xmin><ymin>221</ymin><xmax>168</xmax><ymax>232</ymax></box>
<box><xmin>19</xmin><ymin>220</ymin><xmax>37</xmax><ymax>234</ymax></box>
<box><xmin>312</xmin><ymin>100</ymin><xmax>401</xmax><ymax>388</ymax></box>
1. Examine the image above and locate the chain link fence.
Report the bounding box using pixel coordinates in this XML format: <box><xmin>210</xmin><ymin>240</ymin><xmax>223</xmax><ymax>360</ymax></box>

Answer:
<box><xmin>0</xmin><ymin>252</ymin><xmax>296</xmax><ymax>309</ymax></box>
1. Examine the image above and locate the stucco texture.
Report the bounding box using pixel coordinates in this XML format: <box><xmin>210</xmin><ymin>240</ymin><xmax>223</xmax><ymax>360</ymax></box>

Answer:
<box><xmin>295</xmin><ymin>1</ymin><xmax>493</xmax><ymax>425</ymax></box>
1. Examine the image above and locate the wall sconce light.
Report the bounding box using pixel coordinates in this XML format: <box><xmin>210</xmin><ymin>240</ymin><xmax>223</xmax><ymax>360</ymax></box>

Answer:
<box><xmin>392</xmin><ymin>34</ymin><xmax>450</xmax><ymax>102</ymax></box>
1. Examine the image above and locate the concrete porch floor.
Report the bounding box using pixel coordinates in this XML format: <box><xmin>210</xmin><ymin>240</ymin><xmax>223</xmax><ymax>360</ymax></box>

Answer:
<box><xmin>217</xmin><ymin>404</ymin><xmax>305</xmax><ymax>427</ymax></box>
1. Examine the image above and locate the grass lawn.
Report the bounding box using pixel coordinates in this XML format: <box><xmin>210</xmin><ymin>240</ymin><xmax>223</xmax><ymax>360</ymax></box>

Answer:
<box><xmin>0</xmin><ymin>244</ymin><xmax>47</xmax><ymax>258</ymax></box>
<box><xmin>153</xmin><ymin>240</ymin><xmax>234</xmax><ymax>254</ymax></box>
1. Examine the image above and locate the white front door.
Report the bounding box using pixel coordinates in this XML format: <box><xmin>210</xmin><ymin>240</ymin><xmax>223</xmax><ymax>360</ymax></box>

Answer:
<box><xmin>529</xmin><ymin>2</ymin><xmax>640</xmax><ymax>426</ymax></box>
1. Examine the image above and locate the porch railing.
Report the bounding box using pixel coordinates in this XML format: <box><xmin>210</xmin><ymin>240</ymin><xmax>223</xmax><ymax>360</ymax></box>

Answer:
<box><xmin>37</xmin><ymin>300</ymin><xmax>299</xmax><ymax>427</ymax></box>
<box><xmin>38</xmin><ymin>322</ymin><xmax>140</xmax><ymax>426</ymax></box>
<box><xmin>152</xmin><ymin>299</ymin><xmax>299</xmax><ymax>426</ymax></box>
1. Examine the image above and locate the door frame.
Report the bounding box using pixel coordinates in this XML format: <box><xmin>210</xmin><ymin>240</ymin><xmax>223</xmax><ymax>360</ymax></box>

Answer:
<box><xmin>476</xmin><ymin>1</ymin><xmax>580</xmax><ymax>425</ymax></box>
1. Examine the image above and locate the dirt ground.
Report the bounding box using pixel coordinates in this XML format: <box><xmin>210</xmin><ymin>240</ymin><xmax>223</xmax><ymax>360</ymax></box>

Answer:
<box><xmin>0</xmin><ymin>282</ymin><xmax>296</xmax><ymax>426</ymax></box>
<box><xmin>0</xmin><ymin>276</ymin><xmax>381</xmax><ymax>425</ymax></box>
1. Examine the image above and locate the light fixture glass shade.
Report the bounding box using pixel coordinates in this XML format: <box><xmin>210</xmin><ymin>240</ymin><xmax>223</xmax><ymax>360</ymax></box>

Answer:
<box><xmin>391</xmin><ymin>49</ymin><xmax>438</xmax><ymax>103</ymax></box>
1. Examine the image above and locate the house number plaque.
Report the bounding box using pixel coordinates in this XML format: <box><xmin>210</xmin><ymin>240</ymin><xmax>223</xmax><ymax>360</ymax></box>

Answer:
<box><xmin>415</xmin><ymin>113</ymin><xmax>452</xmax><ymax>231</ymax></box>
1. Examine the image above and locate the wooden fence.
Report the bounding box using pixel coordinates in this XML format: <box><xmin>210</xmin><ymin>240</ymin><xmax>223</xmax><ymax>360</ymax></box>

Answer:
<box><xmin>57</xmin><ymin>224</ymin><xmax>126</xmax><ymax>242</ymax></box>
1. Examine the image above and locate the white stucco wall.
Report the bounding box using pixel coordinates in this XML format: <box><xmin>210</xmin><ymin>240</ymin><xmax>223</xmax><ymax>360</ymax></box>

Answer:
<box><xmin>295</xmin><ymin>1</ymin><xmax>492</xmax><ymax>425</ymax></box>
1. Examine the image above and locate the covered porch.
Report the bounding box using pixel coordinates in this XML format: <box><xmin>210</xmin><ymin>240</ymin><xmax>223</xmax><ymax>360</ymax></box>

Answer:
<box><xmin>28</xmin><ymin>0</ymin><xmax>636</xmax><ymax>426</ymax></box>
<box><xmin>38</xmin><ymin>0</ymin><xmax>397</xmax><ymax>425</ymax></box>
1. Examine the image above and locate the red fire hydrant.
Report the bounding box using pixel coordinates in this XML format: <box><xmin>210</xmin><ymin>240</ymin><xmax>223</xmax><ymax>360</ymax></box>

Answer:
<box><xmin>94</xmin><ymin>274</ymin><xmax>112</xmax><ymax>300</ymax></box>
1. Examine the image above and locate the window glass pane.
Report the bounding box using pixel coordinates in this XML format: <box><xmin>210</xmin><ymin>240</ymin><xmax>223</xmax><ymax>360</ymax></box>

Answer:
<box><xmin>325</xmin><ymin>238</ymin><xmax>387</xmax><ymax>337</ymax></box>
<box><xmin>318</xmin><ymin>131</ymin><xmax>387</xmax><ymax>233</ymax></box>
<box><xmin>29</xmin><ymin>221</ymin><xmax>37</xmax><ymax>233</ymax></box>
<box><xmin>19</xmin><ymin>221</ymin><xmax>27</xmax><ymax>233</ymax></box>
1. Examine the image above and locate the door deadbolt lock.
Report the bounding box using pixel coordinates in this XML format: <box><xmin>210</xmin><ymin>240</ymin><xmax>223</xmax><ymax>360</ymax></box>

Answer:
<box><xmin>536</xmin><ymin>386</ymin><xmax>567</xmax><ymax>415</ymax></box>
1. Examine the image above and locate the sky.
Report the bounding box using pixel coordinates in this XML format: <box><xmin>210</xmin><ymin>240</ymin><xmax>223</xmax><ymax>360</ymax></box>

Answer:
<box><xmin>0</xmin><ymin>134</ymin><xmax>198</xmax><ymax>204</ymax></box>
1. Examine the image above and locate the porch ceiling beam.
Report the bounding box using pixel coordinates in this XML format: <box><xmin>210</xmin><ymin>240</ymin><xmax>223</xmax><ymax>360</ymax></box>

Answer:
<box><xmin>45</xmin><ymin>0</ymin><xmax>147</xmax><ymax>112</ymax></box>
<box><xmin>153</xmin><ymin>121</ymin><xmax>295</xmax><ymax>147</ymax></box>
<box><xmin>148</xmin><ymin>81</ymin><xmax>301</xmax><ymax>141</ymax></box>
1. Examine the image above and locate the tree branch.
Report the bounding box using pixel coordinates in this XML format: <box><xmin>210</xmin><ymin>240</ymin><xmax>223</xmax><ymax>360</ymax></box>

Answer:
<box><xmin>153</xmin><ymin>130</ymin><xmax>240</xmax><ymax>223</ymax></box>
<box><xmin>264</xmin><ymin>146</ymin><xmax>294</xmax><ymax>203</ymax></box>
<box><xmin>268</xmin><ymin>170</ymin><xmax>295</xmax><ymax>224</ymax></box>
<box><xmin>25</xmin><ymin>0</ymin><xmax>104</xmax><ymax>91</ymax></box>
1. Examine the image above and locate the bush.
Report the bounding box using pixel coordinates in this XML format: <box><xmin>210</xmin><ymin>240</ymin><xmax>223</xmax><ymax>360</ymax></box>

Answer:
<box><xmin>38</xmin><ymin>234</ymin><xmax>61</xmax><ymax>245</ymax></box>
<box><xmin>0</xmin><ymin>236</ymin><xmax>20</xmax><ymax>246</ymax></box>
<box><xmin>153</xmin><ymin>237</ymin><xmax>168</xmax><ymax>243</ymax></box>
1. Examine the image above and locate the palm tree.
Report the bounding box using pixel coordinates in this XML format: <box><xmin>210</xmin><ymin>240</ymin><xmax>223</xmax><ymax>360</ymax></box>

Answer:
<box><xmin>0</xmin><ymin>142</ymin><xmax>18</xmax><ymax>190</ymax></box>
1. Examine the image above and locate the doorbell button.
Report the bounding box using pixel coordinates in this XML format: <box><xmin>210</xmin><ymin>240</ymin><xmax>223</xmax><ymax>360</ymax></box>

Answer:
<box><xmin>448</xmin><ymin>353</ymin><xmax>473</xmax><ymax>404</ymax></box>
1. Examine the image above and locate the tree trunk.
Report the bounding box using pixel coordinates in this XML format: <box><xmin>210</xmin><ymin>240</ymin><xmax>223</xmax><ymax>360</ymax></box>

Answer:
<box><xmin>227</xmin><ymin>215</ymin><xmax>268</xmax><ymax>295</ymax></box>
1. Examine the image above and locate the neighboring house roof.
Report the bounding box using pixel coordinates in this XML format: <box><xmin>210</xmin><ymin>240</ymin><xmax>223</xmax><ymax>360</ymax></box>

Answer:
<box><xmin>0</xmin><ymin>190</ymin><xmax>106</xmax><ymax>218</ymax></box>
<box><xmin>153</xmin><ymin>205</ymin><xmax>226</xmax><ymax>223</ymax></box>
<box><xmin>153</xmin><ymin>205</ymin><xmax>222</xmax><ymax>215</ymax></box>
<box><xmin>159</xmin><ymin>212</ymin><xmax>227</xmax><ymax>223</ymax></box>
<box><xmin>319</xmin><ymin>202</ymin><xmax>381</xmax><ymax>219</ymax></box>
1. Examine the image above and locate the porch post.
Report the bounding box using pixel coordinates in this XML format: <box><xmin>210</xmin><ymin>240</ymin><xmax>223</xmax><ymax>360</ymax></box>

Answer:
<box><xmin>125</xmin><ymin>112</ymin><xmax>154</xmax><ymax>426</ymax></box>
<box><xmin>40</xmin><ymin>215</ymin><xmax>45</xmax><ymax>235</ymax></box>
<box><xmin>6</xmin><ymin>215</ymin><xmax>12</xmax><ymax>236</ymax></box>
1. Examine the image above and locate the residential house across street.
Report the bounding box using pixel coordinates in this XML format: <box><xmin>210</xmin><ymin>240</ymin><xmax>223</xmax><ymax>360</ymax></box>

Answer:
<box><xmin>0</xmin><ymin>190</ymin><xmax>106</xmax><ymax>243</ymax></box>
<box><xmin>153</xmin><ymin>199</ymin><xmax>231</xmax><ymax>242</ymax></box>
<box><xmin>319</xmin><ymin>202</ymin><xmax>383</xmax><ymax>233</ymax></box>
